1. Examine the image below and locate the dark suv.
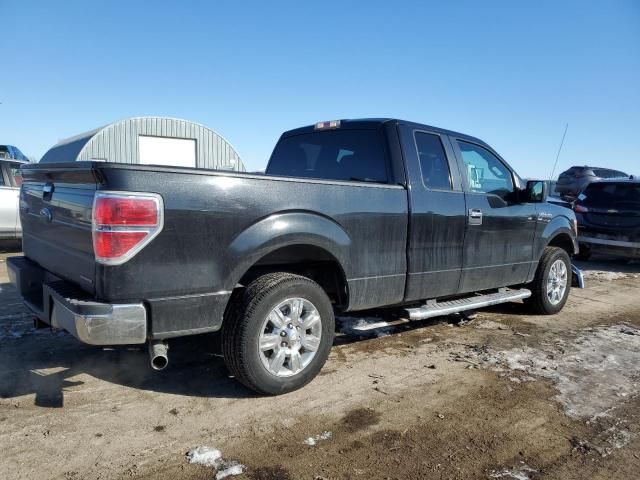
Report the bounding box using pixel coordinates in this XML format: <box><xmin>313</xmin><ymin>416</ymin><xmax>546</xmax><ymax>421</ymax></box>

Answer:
<box><xmin>574</xmin><ymin>178</ymin><xmax>640</xmax><ymax>260</ymax></box>
<box><xmin>555</xmin><ymin>166</ymin><xmax>628</xmax><ymax>199</ymax></box>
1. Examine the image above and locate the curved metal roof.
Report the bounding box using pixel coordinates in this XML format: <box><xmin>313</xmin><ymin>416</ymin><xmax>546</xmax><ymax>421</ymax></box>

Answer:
<box><xmin>40</xmin><ymin>116</ymin><xmax>245</xmax><ymax>171</ymax></box>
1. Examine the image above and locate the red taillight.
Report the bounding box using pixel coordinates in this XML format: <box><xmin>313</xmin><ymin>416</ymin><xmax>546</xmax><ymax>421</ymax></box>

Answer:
<box><xmin>94</xmin><ymin>231</ymin><xmax>148</xmax><ymax>258</ymax></box>
<box><xmin>94</xmin><ymin>197</ymin><xmax>158</xmax><ymax>225</ymax></box>
<box><xmin>574</xmin><ymin>204</ymin><xmax>589</xmax><ymax>213</ymax></box>
<box><xmin>93</xmin><ymin>192</ymin><xmax>163</xmax><ymax>265</ymax></box>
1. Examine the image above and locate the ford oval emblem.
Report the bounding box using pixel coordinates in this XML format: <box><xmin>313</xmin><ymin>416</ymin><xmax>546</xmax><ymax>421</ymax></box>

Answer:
<box><xmin>40</xmin><ymin>207</ymin><xmax>53</xmax><ymax>223</ymax></box>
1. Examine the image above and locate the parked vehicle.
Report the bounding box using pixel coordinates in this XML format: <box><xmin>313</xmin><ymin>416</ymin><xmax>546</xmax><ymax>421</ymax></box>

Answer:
<box><xmin>574</xmin><ymin>178</ymin><xmax>640</xmax><ymax>260</ymax></box>
<box><xmin>0</xmin><ymin>144</ymin><xmax>30</xmax><ymax>162</ymax></box>
<box><xmin>8</xmin><ymin>119</ymin><xmax>582</xmax><ymax>394</ymax></box>
<box><xmin>0</xmin><ymin>155</ymin><xmax>27</xmax><ymax>239</ymax></box>
<box><xmin>555</xmin><ymin>165</ymin><xmax>628</xmax><ymax>199</ymax></box>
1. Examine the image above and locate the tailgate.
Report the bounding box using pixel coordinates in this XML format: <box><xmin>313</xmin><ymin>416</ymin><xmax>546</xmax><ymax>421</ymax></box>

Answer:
<box><xmin>20</xmin><ymin>164</ymin><xmax>98</xmax><ymax>293</ymax></box>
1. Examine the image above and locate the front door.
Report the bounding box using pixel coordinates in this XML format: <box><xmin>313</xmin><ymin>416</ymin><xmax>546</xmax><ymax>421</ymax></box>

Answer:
<box><xmin>398</xmin><ymin>126</ymin><xmax>467</xmax><ymax>301</ymax></box>
<box><xmin>452</xmin><ymin>139</ymin><xmax>537</xmax><ymax>293</ymax></box>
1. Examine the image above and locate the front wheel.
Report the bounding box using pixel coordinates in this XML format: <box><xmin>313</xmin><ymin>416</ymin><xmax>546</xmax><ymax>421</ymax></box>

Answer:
<box><xmin>525</xmin><ymin>247</ymin><xmax>572</xmax><ymax>315</ymax></box>
<box><xmin>222</xmin><ymin>272</ymin><xmax>335</xmax><ymax>395</ymax></box>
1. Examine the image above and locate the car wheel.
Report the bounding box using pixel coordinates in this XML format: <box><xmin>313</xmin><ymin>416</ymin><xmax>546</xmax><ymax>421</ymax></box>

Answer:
<box><xmin>525</xmin><ymin>247</ymin><xmax>572</xmax><ymax>315</ymax></box>
<box><xmin>222</xmin><ymin>272</ymin><xmax>335</xmax><ymax>395</ymax></box>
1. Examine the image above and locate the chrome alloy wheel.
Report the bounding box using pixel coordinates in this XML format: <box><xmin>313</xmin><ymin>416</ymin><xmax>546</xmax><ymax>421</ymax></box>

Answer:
<box><xmin>258</xmin><ymin>298</ymin><xmax>322</xmax><ymax>377</ymax></box>
<box><xmin>546</xmin><ymin>259</ymin><xmax>568</xmax><ymax>305</ymax></box>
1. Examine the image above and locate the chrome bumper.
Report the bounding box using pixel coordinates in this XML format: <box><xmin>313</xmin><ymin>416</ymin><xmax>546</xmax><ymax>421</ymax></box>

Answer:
<box><xmin>50</xmin><ymin>296</ymin><xmax>147</xmax><ymax>345</ymax></box>
<box><xmin>8</xmin><ymin>256</ymin><xmax>147</xmax><ymax>345</ymax></box>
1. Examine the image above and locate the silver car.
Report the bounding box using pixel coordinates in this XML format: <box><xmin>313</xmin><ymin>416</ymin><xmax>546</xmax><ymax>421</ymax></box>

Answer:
<box><xmin>0</xmin><ymin>146</ymin><xmax>29</xmax><ymax>239</ymax></box>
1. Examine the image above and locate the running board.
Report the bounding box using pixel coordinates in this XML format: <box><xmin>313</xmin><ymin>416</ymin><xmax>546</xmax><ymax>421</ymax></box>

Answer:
<box><xmin>348</xmin><ymin>318</ymin><xmax>411</xmax><ymax>332</ymax></box>
<box><xmin>405</xmin><ymin>288</ymin><xmax>531</xmax><ymax>321</ymax></box>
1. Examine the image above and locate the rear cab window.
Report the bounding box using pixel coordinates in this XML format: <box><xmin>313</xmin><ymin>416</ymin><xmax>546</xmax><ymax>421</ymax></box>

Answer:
<box><xmin>266</xmin><ymin>130</ymin><xmax>389</xmax><ymax>183</ymax></box>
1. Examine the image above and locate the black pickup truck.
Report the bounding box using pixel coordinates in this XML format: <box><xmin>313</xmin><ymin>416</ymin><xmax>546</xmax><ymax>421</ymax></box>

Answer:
<box><xmin>8</xmin><ymin>119</ymin><xmax>583</xmax><ymax>394</ymax></box>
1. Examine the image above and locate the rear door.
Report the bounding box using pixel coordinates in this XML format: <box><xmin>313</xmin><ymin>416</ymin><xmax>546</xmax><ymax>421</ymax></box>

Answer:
<box><xmin>398</xmin><ymin>125</ymin><xmax>466</xmax><ymax>300</ymax></box>
<box><xmin>20</xmin><ymin>164</ymin><xmax>98</xmax><ymax>293</ymax></box>
<box><xmin>452</xmin><ymin>139</ymin><xmax>537</xmax><ymax>293</ymax></box>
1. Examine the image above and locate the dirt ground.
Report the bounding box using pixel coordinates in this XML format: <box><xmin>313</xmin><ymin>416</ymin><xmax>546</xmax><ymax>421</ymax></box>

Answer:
<box><xmin>1</xmin><ymin>240</ymin><xmax>639</xmax><ymax>480</ymax></box>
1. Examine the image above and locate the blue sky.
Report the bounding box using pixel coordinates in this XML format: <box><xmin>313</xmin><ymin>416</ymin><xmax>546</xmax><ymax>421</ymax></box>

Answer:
<box><xmin>1</xmin><ymin>0</ymin><xmax>638</xmax><ymax>177</ymax></box>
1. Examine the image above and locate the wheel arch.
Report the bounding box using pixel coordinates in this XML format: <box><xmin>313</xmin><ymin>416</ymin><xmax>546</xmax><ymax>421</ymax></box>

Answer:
<box><xmin>226</xmin><ymin>211</ymin><xmax>351</xmax><ymax>310</ymax></box>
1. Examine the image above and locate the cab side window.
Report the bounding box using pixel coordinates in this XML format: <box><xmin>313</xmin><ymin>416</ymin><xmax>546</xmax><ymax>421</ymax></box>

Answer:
<box><xmin>414</xmin><ymin>132</ymin><xmax>452</xmax><ymax>190</ymax></box>
<box><xmin>457</xmin><ymin>141</ymin><xmax>513</xmax><ymax>199</ymax></box>
<box><xmin>0</xmin><ymin>165</ymin><xmax>6</xmax><ymax>186</ymax></box>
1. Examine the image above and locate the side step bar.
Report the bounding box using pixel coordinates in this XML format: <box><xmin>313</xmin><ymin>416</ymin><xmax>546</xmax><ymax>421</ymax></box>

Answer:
<box><xmin>405</xmin><ymin>288</ymin><xmax>531</xmax><ymax>320</ymax></box>
<box><xmin>348</xmin><ymin>288</ymin><xmax>532</xmax><ymax>332</ymax></box>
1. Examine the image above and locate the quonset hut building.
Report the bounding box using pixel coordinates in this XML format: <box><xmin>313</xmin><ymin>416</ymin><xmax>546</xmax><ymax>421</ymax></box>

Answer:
<box><xmin>40</xmin><ymin>116</ymin><xmax>245</xmax><ymax>171</ymax></box>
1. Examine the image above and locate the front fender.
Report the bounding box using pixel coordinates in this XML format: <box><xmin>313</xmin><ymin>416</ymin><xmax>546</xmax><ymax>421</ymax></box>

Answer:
<box><xmin>226</xmin><ymin>211</ymin><xmax>351</xmax><ymax>289</ymax></box>
<box><xmin>540</xmin><ymin>215</ymin><xmax>579</xmax><ymax>255</ymax></box>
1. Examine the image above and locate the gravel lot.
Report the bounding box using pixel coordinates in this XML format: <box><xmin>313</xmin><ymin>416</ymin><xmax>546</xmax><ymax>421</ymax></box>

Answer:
<box><xmin>1</xmin><ymin>241</ymin><xmax>639</xmax><ymax>480</ymax></box>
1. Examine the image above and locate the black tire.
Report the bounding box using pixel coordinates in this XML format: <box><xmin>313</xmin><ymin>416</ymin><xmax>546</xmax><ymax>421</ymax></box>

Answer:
<box><xmin>525</xmin><ymin>247</ymin><xmax>572</xmax><ymax>315</ymax></box>
<box><xmin>222</xmin><ymin>272</ymin><xmax>335</xmax><ymax>395</ymax></box>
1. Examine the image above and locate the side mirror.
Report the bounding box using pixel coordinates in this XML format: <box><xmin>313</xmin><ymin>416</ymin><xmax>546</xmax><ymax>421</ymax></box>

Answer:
<box><xmin>524</xmin><ymin>180</ymin><xmax>546</xmax><ymax>203</ymax></box>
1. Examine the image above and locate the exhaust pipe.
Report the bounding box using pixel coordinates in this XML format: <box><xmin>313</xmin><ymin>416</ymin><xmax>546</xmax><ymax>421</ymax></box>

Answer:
<box><xmin>148</xmin><ymin>340</ymin><xmax>169</xmax><ymax>371</ymax></box>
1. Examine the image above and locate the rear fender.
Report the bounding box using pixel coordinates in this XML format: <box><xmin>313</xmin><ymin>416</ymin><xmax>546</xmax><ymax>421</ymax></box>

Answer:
<box><xmin>227</xmin><ymin>211</ymin><xmax>351</xmax><ymax>290</ymax></box>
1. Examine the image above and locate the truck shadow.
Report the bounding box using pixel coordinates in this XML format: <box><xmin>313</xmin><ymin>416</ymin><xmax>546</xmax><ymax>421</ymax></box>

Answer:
<box><xmin>0</xmin><ymin>288</ymin><xmax>255</xmax><ymax>405</ymax></box>
<box><xmin>0</xmin><ymin>336</ymin><xmax>254</xmax><ymax>406</ymax></box>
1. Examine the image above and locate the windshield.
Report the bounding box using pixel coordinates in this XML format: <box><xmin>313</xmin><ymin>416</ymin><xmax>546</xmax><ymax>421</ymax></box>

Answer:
<box><xmin>581</xmin><ymin>183</ymin><xmax>640</xmax><ymax>209</ymax></box>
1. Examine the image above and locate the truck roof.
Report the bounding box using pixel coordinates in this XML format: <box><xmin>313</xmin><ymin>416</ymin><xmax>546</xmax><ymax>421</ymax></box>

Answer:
<box><xmin>281</xmin><ymin>118</ymin><xmax>491</xmax><ymax>148</ymax></box>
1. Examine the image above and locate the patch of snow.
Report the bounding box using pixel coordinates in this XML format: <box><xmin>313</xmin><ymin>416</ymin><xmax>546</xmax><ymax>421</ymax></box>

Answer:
<box><xmin>489</xmin><ymin>463</ymin><xmax>537</xmax><ymax>480</ymax></box>
<box><xmin>186</xmin><ymin>446</ymin><xmax>222</xmax><ymax>467</ymax></box>
<box><xmin>304</xmin><ymin>431</ymin><xmax>332</xmax><ymax>446</ymax></box>
<box><xmin>582</xmin><ymin>270</ymin><xmax>628</xmax><ymax>281</ymax></box>
<box><xmin>215</xmin><ymin>463</ymin><xmax>244</xmax><ymax>479</ymax></box>
<box><xmin>186</xmin><ymin>446</ymin><xmax>245</xmax><ymax>478</ymax></box>
<box><xmin>471</xmin><ymin>324</ymin><xmax>640</xmax><ymax>454</ymax></box>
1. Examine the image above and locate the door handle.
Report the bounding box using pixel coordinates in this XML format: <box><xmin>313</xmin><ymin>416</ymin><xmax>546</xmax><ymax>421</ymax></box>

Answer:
<box><xmin>468</xmin><ymin>208</ymin><xmax>483</xmax><ymax>225</ymax></box>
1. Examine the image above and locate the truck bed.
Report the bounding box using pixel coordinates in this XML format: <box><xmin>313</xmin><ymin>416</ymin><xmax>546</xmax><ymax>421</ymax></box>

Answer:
<box><xmin>19</xmin><ymin>161</ymin><xmax>408</xmax><ymax>337</ymax></box>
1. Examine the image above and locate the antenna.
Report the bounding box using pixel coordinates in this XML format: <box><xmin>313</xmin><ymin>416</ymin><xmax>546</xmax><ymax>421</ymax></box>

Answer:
<box><xmin>549</xmin><ymin>123</ymin><xmax>569</xmax><ymax>180</ymax></box>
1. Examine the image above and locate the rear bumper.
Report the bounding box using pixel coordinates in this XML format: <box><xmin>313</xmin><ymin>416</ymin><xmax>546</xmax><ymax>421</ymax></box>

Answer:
<box><xmin>578</xmin><ymin>235</ymin><xmax>640</xmax><ymax>259</ymax></box>
<box><xmin>7</xmin><ymin>256</ymin><xmax>147</xmax><ymax>345</ymax></box>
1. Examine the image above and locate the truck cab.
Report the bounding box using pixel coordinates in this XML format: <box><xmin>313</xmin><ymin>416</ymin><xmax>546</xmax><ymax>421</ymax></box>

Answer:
<box><xmin>267</xmin><ymin>120</ymin><xmax>576</xmax><ymax>301</ymax></box>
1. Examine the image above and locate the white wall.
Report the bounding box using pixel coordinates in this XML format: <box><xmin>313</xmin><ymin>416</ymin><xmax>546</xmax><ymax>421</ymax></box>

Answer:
<box><xmin>138</xmin><ymin>135</ymin><xmax>196</xmax><ymax>167</ymax></box>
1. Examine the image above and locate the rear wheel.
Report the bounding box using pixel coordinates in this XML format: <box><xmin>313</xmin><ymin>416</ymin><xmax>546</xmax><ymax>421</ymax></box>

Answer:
<box><xmin>222</xmin><ymin>273</ymin><xmax>335</xmax><ymax>395</ymax></box>
<box><xmin>525</xmin><ymin>247</ymin><xmax>571</xmax><ymax>314</ymax></box>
